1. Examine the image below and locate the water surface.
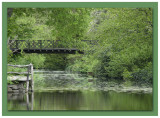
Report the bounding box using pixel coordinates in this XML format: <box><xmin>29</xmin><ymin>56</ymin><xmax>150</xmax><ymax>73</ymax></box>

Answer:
<box><xmin>8</xmin><ymin>70</ymin><xmax>153</xmax><ymax>110</ymax></box>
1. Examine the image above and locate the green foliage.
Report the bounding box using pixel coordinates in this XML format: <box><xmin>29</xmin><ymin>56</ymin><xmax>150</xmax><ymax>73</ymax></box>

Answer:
<box><xmin>43</xmin><ymin>54</ymin><xmax>67</xmax><ymax>70</ymax></box>
<box><xmin>7</xmin><ymin>79</ymin><xmax>14</xmax><ymax>84</ymax></box>
<box><xmin>7</xmin><ymin>8</ymin><xmax>92</xmax><ymax>69</ymax></box>
<box><xmin>122</xmin><ymin>69</ymin><xmax>132</xmax><ymax>80</ymax></box>
<box><xmin>8</xmin><ymin>10</ymin><xmax>53</xmax><ymax>40</ymax></box>
<box><xmin>7</xmin><ymin>8</ymin><xmax>153</xmax><ymax>87</ymax></box>
<box><xmin>92</xmin><ymin>8</ymin><xmax>152</xmax><ymax>85</ymax></box>
<box><xmin>46</xmin><ymin>8</ymin><xmax>91</xmax><ymax>40</ymax></box>
<box><xmin>66</xmin><ymin>54</ymin><xmax>99</xmax><ymax>73</ymax></box>
<box><xmin>7</xmin><ymin>46</ymin><xmax>13</xmax><ymax>62</ymax></box>
<box><xmin>24</xmin><ymin>54</ymin><xmax>45</xmax><ymax>69</ymax></box>
<box><xmin>131</xmin><ymin>62</ymin><xmax>153</xmax><ymax>86</ymax></box>
<box><xmin>8</xmin><ymin>54</ymin><xmax>45</xmax><ymax>69</ymax></box>
<box><xmin>68</xmin><ymin>8</ymin><xmax>152</xmax><ymax>86</ymax></box>
<box><xmin>7</xmin><ymin>66</ymin><xmax>27</xmax><ymax>73</ymax></box>
<box><xmin>33</xmin><ymin>74</ymin><xmax>46</xmax><ymax>89</ymax></box>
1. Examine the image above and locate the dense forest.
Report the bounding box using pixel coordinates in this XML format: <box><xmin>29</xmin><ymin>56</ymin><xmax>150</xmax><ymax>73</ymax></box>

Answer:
<box><xmin>7</xmin><ymin>8</ymin><xmax>153</xmax><ymax>87</ymax></box>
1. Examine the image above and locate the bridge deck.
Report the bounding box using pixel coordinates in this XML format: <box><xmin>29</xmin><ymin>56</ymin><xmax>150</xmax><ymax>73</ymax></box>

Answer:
<box><xmin>11</xmin><ymin>48</ymin><xmax>84</xmax><ymax>54</ymax></box>
<box><xmin>8</xmin><ymin>40</ymin><xmax>97</xmax><ymax>54</ymax></box>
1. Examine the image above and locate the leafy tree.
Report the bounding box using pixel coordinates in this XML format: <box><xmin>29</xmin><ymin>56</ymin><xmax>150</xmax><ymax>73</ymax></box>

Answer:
<box><xmin>7</xmin><ymin>8</ymin><xmax>153</xmax><ymax>86</ymax></box>
<box><xmin>68</xmin><ymin>8</ymin><xmax>152</xmax><ymax>86</ymax></box>
<box><xmin>7</xmin><ymin>8</ymin><xmax>92</xmax><ymax>69</ymax></box>
<box><xmin>86</xmin><ymin>8</ymin><xmax>152</xmax><ymax>85</ymax></box>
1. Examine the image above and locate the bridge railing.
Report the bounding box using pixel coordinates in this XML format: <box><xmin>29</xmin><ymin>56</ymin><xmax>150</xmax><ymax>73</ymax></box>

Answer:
<box><xmin>8</xmin><ymin>40</ymin><xmax>98</xmax><ymax>50</ymax></box>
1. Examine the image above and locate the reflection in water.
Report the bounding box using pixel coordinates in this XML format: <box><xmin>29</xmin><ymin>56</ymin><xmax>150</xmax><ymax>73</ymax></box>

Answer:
<box><xmin>8</xmin><ymin>90</ymin><xmax>152</xmax><ymax>110</ymax></box>
<box><xmin>8</xmin><ymin>92</ymin><xmax>34</xmax><ymax>110</ymax></box>
<box><xmin>8</xmin><ymin>70</ymin><xmax>152</xmax><ymax>110</ymax></box>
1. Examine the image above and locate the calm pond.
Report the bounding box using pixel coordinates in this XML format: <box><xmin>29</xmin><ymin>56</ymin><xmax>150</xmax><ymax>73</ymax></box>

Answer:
<box><xmin>8</xmin><ymin>70</ymin><xmax>153</xmax><ymax>110</ymax></box>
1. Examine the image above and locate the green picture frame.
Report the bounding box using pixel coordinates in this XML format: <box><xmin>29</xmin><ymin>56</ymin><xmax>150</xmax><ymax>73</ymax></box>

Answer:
<box><xmin>2</xmin><ymin>2</ymin><xmax>158</xmax><ymax>116</ymax></box>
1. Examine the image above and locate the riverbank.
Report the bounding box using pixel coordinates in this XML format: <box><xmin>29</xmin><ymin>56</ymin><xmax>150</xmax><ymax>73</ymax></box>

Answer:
<box><xmin>34</xmin><ymin>86</ymin><xmax>152</xmax><ymax>94</ymax></box>
<box><xmin>95</xmin><ymin>79</ymin><xmax>152</xmax><ymax>93</ymax></box>
<box><xmin>33</xmin><ymin>78</ymin><xmax>152</xmax><ymax>94</ymax></box>
<box><xmin>8</xmin><ymin>70</ymin><xmax>152</xmax><ymax>94</ymax></box>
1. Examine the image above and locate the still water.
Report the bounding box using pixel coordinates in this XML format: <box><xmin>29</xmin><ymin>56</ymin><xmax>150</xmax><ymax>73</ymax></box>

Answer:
<box><xmin>7</xmin><ymin>70</ymin><xmax>153</xmax><ymax>110</ymax></box>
